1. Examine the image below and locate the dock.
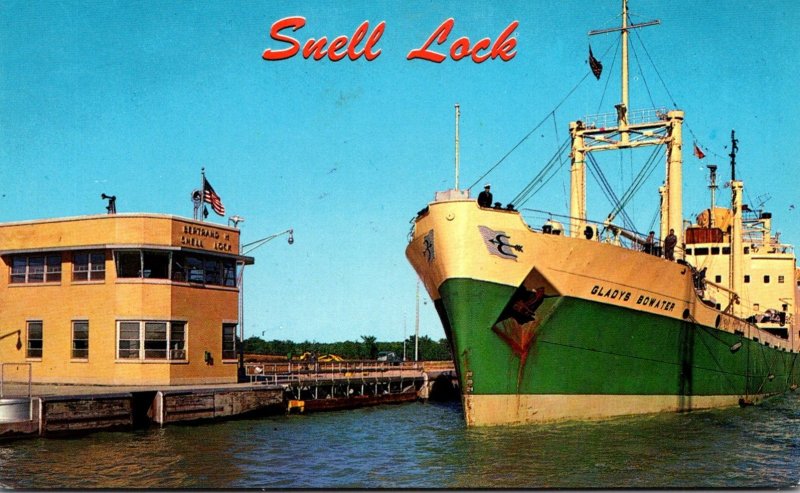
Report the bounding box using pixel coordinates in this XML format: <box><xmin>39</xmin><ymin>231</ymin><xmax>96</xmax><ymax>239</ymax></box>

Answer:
<box><xmin>0</xmin><ymin>361</ymin><xmax>457</xmax><ymax>440</ymax></box>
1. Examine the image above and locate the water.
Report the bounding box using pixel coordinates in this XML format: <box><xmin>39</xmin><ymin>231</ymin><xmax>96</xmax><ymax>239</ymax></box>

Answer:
<box><xmin>1</xmin><ymin>392</ymin><xmax>798</xmax><ymax>489</ymax></box>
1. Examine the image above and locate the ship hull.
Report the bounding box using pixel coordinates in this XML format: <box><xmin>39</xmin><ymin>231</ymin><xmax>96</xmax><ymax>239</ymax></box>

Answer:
<box><xmin>407</xmin><ymin>200</ymin><xmax>800</xmax><ymax>426</ymax></box>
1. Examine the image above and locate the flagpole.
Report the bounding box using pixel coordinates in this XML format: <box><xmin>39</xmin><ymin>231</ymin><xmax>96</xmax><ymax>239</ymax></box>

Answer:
<box><xmin>200</xmin><ymin>167</ymin><xmax>206</xmax><ymax>222</ymax></box>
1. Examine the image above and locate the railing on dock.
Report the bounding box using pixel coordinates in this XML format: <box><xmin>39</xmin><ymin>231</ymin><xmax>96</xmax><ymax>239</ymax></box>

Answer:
<box><xmin>243</xmin><ymin>360</ymin><xmax>429</xmax><ymax>386</ymax></box>
<box><xmin>0</xmin><ymin>363</ymin><xmax>34</xmax><ymax>422</ymax></box>
<box><xmin>0</xmin><ymin>363</ymin><xmax>32</xmax><ymax>399</ymax></box>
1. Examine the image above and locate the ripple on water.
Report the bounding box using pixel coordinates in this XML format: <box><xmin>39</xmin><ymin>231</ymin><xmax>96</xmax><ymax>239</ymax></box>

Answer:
<box><xmin>0</xmin><ymin>395</ymin><xmax>798</xmax><ymax>488</ymax></box>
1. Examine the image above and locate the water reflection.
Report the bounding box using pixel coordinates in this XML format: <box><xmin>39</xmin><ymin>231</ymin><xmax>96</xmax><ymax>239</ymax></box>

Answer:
<box><xmin>0</xmin><ymin>394</ymin><xmax>797</xmax><ymax>488</ymax></box>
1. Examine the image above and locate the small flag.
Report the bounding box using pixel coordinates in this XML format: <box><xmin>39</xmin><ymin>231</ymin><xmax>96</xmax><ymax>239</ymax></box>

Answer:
<box><xmin>693</xmin><ymin>143</ymin><xmax>706</xmax><ymax>159</ymax></box>
<box><xmin>589</xmin><ymin>46</ymin><xmax>603</xmax><ymax>80</ymax></box>
<box><xmin>203</xmin><ymin>177</ymin><xmax>226</xmax><ymax>216</ymax></box>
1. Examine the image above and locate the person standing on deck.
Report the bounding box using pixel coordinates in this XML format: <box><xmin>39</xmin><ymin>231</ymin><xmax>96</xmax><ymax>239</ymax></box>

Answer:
<box><xmin>643</xmin><ymin>231</ymin><xmax>655</xmax><ymax>255</ymax></box>
<box><xmin>477</xmin><ymin>184</ymin><xmax>493</xmax><ymax>208</ymax></box>
<box><xmin>664</xmin><ymin>229</ymin><xmax>677</xmax><ymax>261</ymax></box>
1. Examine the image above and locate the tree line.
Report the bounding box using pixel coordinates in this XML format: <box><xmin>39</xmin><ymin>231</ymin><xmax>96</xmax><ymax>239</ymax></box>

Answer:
<box><xmin>243</xmin><ymin>334</ymin><xmax>453</xmax><ymax>361</ymax></box>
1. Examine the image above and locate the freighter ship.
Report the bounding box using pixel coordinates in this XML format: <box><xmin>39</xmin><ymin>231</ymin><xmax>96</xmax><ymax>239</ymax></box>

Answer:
<box><xmin>405</xmin><ymin>1</ymin><xmax>799</xmax><ymax>426</ymax></box>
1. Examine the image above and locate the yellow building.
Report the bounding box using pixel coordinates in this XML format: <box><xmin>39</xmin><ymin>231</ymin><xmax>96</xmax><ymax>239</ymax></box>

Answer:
<box><xmin>0</xmin><ymin>213</ymin><xmax>252</xmax><ymax>385</ymax></box>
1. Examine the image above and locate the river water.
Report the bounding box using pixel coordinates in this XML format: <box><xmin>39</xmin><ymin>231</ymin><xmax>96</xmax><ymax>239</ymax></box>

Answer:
<box><xmin>1</xmin><ymin>392</ymin><xmax>798</xmax><ymax>489</ymax></box>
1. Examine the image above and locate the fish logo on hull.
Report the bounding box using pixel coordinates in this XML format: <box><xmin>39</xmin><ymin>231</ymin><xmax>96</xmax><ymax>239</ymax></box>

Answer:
<box><xmin>478</xmin><ymin>225</ymin><xmax>522</xmax><ymax>260</ymax></box>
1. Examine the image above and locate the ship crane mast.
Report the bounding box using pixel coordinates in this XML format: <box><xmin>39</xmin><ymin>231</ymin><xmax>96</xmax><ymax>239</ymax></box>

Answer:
<box><xmin>570</xmin><ymin>0</ymin><xmax>684</xmax><ymax>249</ymax></box>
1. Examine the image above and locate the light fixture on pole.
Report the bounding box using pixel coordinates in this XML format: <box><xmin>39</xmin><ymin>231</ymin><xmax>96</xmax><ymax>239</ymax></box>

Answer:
<box><xmin>228</xmin><ymin>215</ymin><xmax>245</xmax><ymax>228</ymax></box>
<box><xmin>236</xmin><ymin>227</ymin><xmax>295</xmax><ymax>381</ymax></box>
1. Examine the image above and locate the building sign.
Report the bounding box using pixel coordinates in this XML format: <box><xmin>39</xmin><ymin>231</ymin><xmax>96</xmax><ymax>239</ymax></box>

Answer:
<box><xmin>175</xmin><ymin>222</ymin><xmax>236</xmax><ymax>253</ymax></box>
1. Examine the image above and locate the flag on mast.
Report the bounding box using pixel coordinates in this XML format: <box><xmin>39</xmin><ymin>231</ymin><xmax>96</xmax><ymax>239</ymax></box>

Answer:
<box><xmin>203</xmin><ymin>177</ymin><xmax>226</xmax><ymax>216</ymax></box>
<box><xmin>693</xmin><ymin>143</ymin><xmax>706</xmax><ymax>159</ymax></box>
<box><xmin>589</xmin><ymin>46</ymin><xmax>603</xmax><ymax>80</ymax></box>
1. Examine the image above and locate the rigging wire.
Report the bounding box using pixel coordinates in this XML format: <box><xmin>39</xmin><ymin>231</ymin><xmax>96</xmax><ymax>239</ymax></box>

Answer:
<box><xmin>628</xmin><ymin>20</ymin><xmax>657</xmax><ymax>110</ymax></box>
<box><xmin>509</xmin><ymin>137</ymin><xmax>571</xmax><ymax>207</ymax></box>
<box><xmin>631</xmin><ymin>26</ymin><xmax>677</xmax><ymax>108</ymax></box>
<box><xmin>605</xmin><ymin>143</ymin><xmax>665</xmax><ymax>227</ymax></box>
<box><xmin>596</xmin><ymin>36</ymin><xmax>621</xmax><ymax>115</ymax></box>
<box><xmin>586</xmin><ymin>152</ymin><xmax>636</xmax><ymax>231</ymax></box>
<box><xmin>552</xmin><ymin>111</ymin><xmax>570</xmax><ymax>212</ymax></box>
<box><xmin>467</xmin><ymin>41</ymin><xmax>619</xmax><ymax>193</ymax></box>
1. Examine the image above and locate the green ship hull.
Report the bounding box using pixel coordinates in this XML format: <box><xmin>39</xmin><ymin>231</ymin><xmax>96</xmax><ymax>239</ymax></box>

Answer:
<box><xmin>436</xmin><ymin>278</ymin><xmax>800</xmax><ymax>420</ymax></box>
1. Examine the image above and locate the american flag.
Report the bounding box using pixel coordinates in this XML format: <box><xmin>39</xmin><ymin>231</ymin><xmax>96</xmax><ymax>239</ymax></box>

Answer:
<box><xmin>203</xmin><ymin>177</ymin><xmax>225</xmax><ymax>216</ymax></box>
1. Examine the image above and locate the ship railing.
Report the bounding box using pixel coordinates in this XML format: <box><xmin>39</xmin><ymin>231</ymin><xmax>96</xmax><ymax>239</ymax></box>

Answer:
<box><xmin>521</xmin><ymin>208</ymin><xmax>685</xmax><ymax>258</ymax></box>
<box><xmin>582</xmin><ymin>107</ymin><xmax>669</xmax><ymax>129</ymax></box>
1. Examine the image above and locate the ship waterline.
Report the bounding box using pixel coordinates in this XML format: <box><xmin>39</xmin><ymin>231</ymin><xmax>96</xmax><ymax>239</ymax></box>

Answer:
<box><xmin>462</xmin><ymin>394</ymin><xmax>765</xmax><ymax>427</ymax></box>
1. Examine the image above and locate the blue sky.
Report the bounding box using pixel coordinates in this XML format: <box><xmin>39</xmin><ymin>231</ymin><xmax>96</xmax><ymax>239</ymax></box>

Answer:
<box><xmin>2</xmin><ymin>1</ymin><xmax>798</xmax><ymax>343</ymax></box>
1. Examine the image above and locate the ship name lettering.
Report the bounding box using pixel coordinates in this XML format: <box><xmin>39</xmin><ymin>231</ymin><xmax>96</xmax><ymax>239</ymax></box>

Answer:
<box><xmin>590</xmin><ymin>285</ymin><xmax>631</xmax><ymax>302</ymax></box>
<box><xmin>635</xmin><ymin>295</ymin><xmax>675</xmax><ymax>312</ymax></box>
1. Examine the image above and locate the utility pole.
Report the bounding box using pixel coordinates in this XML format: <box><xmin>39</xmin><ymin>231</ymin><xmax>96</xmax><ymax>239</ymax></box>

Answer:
<box><xmin>415</xmin><ymin>280</ymin><xmax>420</xmax><ymax>362</ymax></box>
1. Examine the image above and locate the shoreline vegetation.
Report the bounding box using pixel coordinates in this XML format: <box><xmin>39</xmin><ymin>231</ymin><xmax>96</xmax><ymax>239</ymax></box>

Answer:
<box><xmin>243</xmin><ymin>334</ymin><xmax>452</xmax><ymax>362</ymax></box>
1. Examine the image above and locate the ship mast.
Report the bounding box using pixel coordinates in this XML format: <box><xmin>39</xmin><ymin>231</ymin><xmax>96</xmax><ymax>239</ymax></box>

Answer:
<box><xmin>728</xmin><ymin>131</ymin><xmax>744</xmax><ymax>317</ymax></box>
<box><xmin>570</xmin><ymin>0</ymin><xmax>684</xmax><ymax>249</ymax></box>
<box><xmin>454</xmin><ymin>103</ymin><xmax>461</xmax><ymax>190</ymax></box>
<box><xmin>708</xmin><ymin>164</ymin><xmax>718</xmax><ymax>228</ymax></box>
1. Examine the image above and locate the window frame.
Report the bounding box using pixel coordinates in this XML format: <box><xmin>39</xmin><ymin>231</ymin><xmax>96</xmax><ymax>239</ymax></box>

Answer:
<box><xmin>26</xmin><ymin>320</ymin><xmax>43</xmax><ymax>359</ymax></box>
<box><xmin>71</xmin><ymin>320</ymin><xmax>89</xmax><ymax>360</ymax></box>
<box><xmin>116</xmin><ymin>320</ymin><xmax>187</xmax><ymax>361</ymax></box>
<box><xmin>10</xmin><ymin>254</ymin><xmax>62</xmax><ymax>284</ymax></box>
<box><xmin>171</xmin><ymin>252</ymin><xmax>238</xmax><ymax>288</ymax></box>
<box><xmin>72</xmin><ymin>251</ymin><xmax>106</xmax><ymax>282</ymax></box>
<box><xmin>222</xmin><ymin>323</ymin><xmax>238</xmax><ymax>361</ymax></box>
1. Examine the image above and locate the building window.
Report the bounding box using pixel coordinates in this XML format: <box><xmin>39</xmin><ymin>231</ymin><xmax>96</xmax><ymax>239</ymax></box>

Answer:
<box><xmin>118</xmin><ymin>321</ymin><xmax>141</xmax><ymax>358</ymax></box>
<box><xmin>714</xmin><ymin>275</ymin><xmax>722</xmax><ymax>283</ymax></box>
<box><xmin>172</xmin><ymin>253</ymin><xmax>237</xmax><ymax>287</ymax></box>
<box><xmin>722</xmin><ymin>246</ymin><xmax>731</xmax><ymax>254</ymax></box>
<box><xmin>778</xmin><ymin>275</ymin><xmax>784</xmax><ymax>284</ymax></box>
<box><xmin>744</xmin><ymin>275</ymin><xmax>750</xmax><ymax>283</ymax></box>
<box><xmin>72</xmin><ymin>321</ymin><xmax>89</xmax><ymax>359</ymax></box>
<box><xmin>117</xmin><ymin>321</ymin><xmax>186</xmax><ymax>360</ymax></box>
<box><xmin>115</xmin><ymin>250</ymin><xmax>171</xmax><ymax>279</ymax></box>
<box><xmin>170</xmin><ymin>322</ymin><xmax>187</xmax><ymax>360</ymax></box>
<box><xmin>222</xmin><ymin>323</ymin><xmax>237</xmax><ymax>360</ymax></box>
<box><xmin>73</xmin><ymin>252</ymin><xmax>105</xmax><ymax>281</ymax></box>
<box><xmin>685</xmin><ymin>248</ymin><xmax>692</xmax><ymax>255</ymax></box>
<box><xmin>694</xmin><ymin>247</ymin><xmax>709</xmax><ymax>256</ymax></box>
<box><xmin>764</xmin><ymin>275</ymin><xmax>770</xmax><ymax>284</ymax></box>
<box><xmin>116</xmin><ymin>251</ymin><xmax>142</xmax><ymax>278</ymax></box>
<box><xmin>143</xmin><ymin>251</ymin><xmax>170</xmax><ymax>279</ymax></box>
<box><xmin>10</xmin><ymin>254</ymin><xmax>61</xmax><ymax>284</ymax></box>
<box><xmin>711</xmin><ymin>247</ymin><xmax>720</xmax><ymax>255</ymax></box>
<box><xmin>27</xmin><ymin>321</ymin><xmax>43</xmax><ymax>358</ymax></box>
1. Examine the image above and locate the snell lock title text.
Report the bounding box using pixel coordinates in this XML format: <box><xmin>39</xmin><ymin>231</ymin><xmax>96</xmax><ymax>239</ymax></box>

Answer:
<box><xmin>262</xmin><ymin>17</ymin><xmax>518</xmax><ymax>63</ymax></box>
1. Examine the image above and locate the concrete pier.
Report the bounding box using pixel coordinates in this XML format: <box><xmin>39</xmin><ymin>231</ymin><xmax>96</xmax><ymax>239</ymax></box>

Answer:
<box><xmin>0</xmin><ymin>361</ymin><xmax>456</xmax><ymax>440</ymax></box>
